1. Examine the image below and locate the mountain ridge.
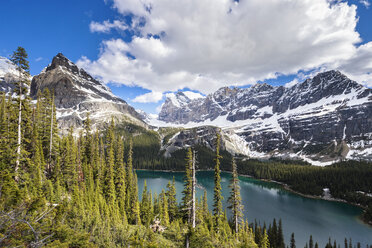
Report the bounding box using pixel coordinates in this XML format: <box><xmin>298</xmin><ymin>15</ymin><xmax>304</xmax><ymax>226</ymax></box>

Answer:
<box><xmin>154</xmin><ymin>70</ymin><xmax>372</xmax><ymax>165</ymax></box>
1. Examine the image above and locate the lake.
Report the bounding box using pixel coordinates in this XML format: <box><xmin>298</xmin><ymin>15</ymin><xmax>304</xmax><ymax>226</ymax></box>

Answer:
<box><xmin>136</xmin><ymin>170</ymin><xmax>372</xmax><ymax>247</ymax></box>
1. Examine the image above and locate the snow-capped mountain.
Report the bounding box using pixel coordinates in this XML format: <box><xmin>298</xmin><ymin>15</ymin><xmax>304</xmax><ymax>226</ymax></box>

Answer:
<box><xmin>156</xmin><ymin>71</ymin><xmax>372</xmax><ymax>165</ymax></box>
<box><xmin>30</xmin><ymin>53</ymin><xmax>145</xmax><ymax>132</ymax></box>
<box><xmin>0</xmin><ymin>56</ymin><xmax>22</xmax><ymax>93</ymax></box>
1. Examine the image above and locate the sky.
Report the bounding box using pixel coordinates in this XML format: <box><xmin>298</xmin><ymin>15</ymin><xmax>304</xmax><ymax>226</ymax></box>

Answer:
<box><xmin>0</xmin><ymin>0</ymin><xmax>371</xmax><ymax>114</ymax></box>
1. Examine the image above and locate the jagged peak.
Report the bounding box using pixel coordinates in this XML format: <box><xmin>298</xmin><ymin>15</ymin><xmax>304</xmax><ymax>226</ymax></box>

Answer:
<box><xmin>46</xmin><ymin>53</ymin><xmax>79</xmax><ymax>73</ymax></box>
<box><xmin>250</xmin><ymin>82</ymin><xmax>274</xmax><ymax>92</ymax></box>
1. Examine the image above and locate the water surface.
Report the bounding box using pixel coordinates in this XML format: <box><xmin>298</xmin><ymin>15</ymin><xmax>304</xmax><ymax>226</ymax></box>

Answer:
<box><xmin>136</xmin><ymin>170</ymin><xmax>372</xmax><ymax>247</ymax></box>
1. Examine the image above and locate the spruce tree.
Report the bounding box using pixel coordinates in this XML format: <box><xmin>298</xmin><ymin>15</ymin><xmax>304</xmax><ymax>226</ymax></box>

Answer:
<box><xmin>166</xmin><ymin>177</ymin><xmax>177</xmax><ymax>222</ymax></box>
<box><xmin>115</xmin><ymin>136</ymin><xmax>126</xmax><ymax>217</ymax></box>
<box><xmin>290</xmin><ymin>233</ymin><xmax>296</xmax><ymax>248</ymax></box>
<box><xmin>227</xmin><ymin>157</ymin><xmax>243</xmax><ymax>234</ymax></box>
<box><xmin>10</xmin><ymin>47</ymin><xmax>30</xmax><ymax>182</ymax></box>
<box><xmin>104</xmin><ymin>118</ymin><xmax>116</xmax><ymax>205</ymax></box>
<box><xmin>182</xmin><ymin>147</ymin><xmax>193</xmax><ymax>222</ymax></box>
<box><xmin>213</xmin><ymin>132</ymin><xmax>223</xmax><ymax>227</ymax></box>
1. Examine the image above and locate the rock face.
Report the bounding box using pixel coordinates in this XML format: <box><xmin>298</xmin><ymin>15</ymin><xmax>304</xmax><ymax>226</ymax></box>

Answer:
<box><xmin>30</xmin><ymin>53</ymin><xmax>145</xmax><ymax>132</ymax></box>
<box><xmin>157</xmin><ymin>71</ymin><xmax>372</xmax><ymax>164</ymax></box>
<box><xmin>0</xmin><ymin>56</ymin><xmax>21</xmax><ymax>93</ymax></box>
<box><xmin>162</xmin><ymin>126</ymin><xmax>223</xmax><ymax>157</ymax></box>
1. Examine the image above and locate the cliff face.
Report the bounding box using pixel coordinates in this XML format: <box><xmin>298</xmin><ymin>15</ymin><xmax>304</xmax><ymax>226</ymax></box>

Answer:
<box><xmin>30</xmin><ymin>53</ymin><xmax>146</xmax><ymax>132</ymax></box>
<box><xmin>157</xmin><ymin>71</ymin><xmax>372</xmax><ymax>164</ymax></box>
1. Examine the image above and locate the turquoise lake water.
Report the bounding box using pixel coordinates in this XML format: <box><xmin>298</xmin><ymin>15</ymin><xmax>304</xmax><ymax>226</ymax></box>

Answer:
<box><xmin>136</xmin><ymin>170</ymin><xmax>372</xmax><ymax>247</ymax></box>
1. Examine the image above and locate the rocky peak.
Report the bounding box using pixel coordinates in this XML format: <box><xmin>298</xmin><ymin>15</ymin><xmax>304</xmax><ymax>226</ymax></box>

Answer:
<box><xmin>249</xmin><ymin>82</ymin><xmax>274</xmax><ymax>92</ymax></box>
<box><xmin>30</xmin><ymin>54</ymin><xmax>145</xmax><ymax>132</ymax></box>
<box><xmin>46</xmin><ymin>53</ymin><xmax>77</xmax><ymax>72</ymax></box>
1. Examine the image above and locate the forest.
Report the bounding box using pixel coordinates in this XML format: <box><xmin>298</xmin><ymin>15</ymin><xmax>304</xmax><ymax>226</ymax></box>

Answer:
<box><xmin>1</xmin><ymin>47</ymin><xmax>371</xmax><ymax>247</ymax></box>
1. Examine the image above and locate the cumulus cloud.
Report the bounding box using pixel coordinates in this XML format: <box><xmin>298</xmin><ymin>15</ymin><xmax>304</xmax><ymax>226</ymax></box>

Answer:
<box><xmin>89</xmin><ymin>20</ymin><xmax>128</xmax><ymax>33</ymax></box>
<box><xmin>338</xmin><ymin>42</ymin><xmax>372</xmax><ymax>86</ymax></box>
<box><xmin>132</xmin><ymin>91</ymin><xmax>163</xmax><ymax>103</ymax></box>
<box><xmin>78</xmin><ymin>0</ymin><xmax>372</xmax><ymax>102</ymax></box>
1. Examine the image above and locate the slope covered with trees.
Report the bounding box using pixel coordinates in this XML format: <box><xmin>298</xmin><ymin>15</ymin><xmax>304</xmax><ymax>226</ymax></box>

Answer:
<box><xmin>1</xmin><ymin>48</ymin><xmax>371</xmax><ymax>247</ymax></box>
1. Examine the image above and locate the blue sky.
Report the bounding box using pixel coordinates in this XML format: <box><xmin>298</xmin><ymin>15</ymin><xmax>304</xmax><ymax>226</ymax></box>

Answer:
<box><xmin>1</xmin><ymin>0</ymin><xmax>371</xmax><ymax>114</ymax></box>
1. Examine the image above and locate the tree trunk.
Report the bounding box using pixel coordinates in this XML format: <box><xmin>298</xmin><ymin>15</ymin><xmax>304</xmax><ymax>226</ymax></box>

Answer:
<box><xmin>48</xmin><ymin>99</ymin><xmax>54</xmax><ymax>174</ymax></box>
<box><xmin>191</xmin><ymin>150</ymin><xmax>196</xmax><ymax>229</ymax></box>
<box><xmin>15</xmin><ymin>79</ymin><xmax>22</xmax><ymax>182</ymax></box>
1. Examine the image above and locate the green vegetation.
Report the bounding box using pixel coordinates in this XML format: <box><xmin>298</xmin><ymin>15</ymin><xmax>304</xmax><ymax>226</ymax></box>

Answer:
<box><xmin>1</xmin><ymin>47</ymin><xmax>371</xmax><ymax>247</ymax></box>
<box><xmin>236</xmin><ymin>159</ymin><xmax>372</xmax><ymax>224</ymax></box>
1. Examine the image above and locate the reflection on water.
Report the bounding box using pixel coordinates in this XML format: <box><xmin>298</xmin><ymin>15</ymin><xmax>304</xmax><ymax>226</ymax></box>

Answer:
<box><xmin>136</xmin><ymin>170</ymin><xmax>372</xmax><ymax>247</ymax></box>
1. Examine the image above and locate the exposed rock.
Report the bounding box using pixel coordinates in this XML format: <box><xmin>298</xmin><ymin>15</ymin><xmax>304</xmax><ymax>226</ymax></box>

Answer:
<box><xmin>30</xmin><ymin>53</ymin><xmax>146</xmax><ymax>132</ymax></box>
<box><xmin>157</xmin><ymin>70</ymin><xmax>372</xmax><ymax>164</ymax></box>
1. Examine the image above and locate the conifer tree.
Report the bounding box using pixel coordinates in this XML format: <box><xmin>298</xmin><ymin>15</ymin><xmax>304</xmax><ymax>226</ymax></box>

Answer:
<box><xmin>104</xmin><ymin>118</ymin><xmax>116</xmax><ymax>205</ymax></box>
<box><xmin>309</xmin><ymin>235</ymin><xmax>314</xmax><ymax>248</ymax></box>
<box><xmin>126</xmin><ymin>138</ymin><xmax>134</xmax><ymax>211</ymax></box>
<box><xmin>130</xmin><ymin>173</ymin><xmax>141</xmax><ymax>224</ymax></box>
<box><xmin>290</xmin><ymin>233</ymin><xmax>296</xmax><ymax>248</ymax></box>
<box><xmin>213</xmin><ymin>132</ymin><xmax>223</xmax><ymax>226</ymax></box>
<box><xmin>160</xmin><ymin>189</ymin><xmax>170</xmax><ymax>225</ymax></box>
<box><xmin>278</xmin><ymin>219</ymin><xmax>285</xmax><ymax>248</ymax></box>
<box><xmin>260</xmin><ymin>229</ymin><xmax>270</xmax><ymax>248</ymax></box>
<box><xmin>228</xmin><ymin>157</ymin><xmax>243</xmax><ymax>234</ymax></box>
<box><xmin>182</xmin><ymin>147</ymin><xmax>193</xmax><ymax>222</ymax></box>
<box><xmin>141</xmin><ymin>180</ymin><xmax>152</xmax><ymax>225</ymax></box>
<box><xmin>115</xmin><ymin>136</ymin><xmax>126</xmax><ymax>217</ymax></box>
<box><xmin>202</xmin><ymin>190</ymin><xmax>209</xmax><ymax>220</ymax></box>
<box><xmin>10</xmin><ymin>47</ymin><xmax>30</xmax><ymax>182</ymax></box>
<box><xmin>166</xmin><ymin>177</ymin><xmax>177</xmax><ymax>222</ymax></box>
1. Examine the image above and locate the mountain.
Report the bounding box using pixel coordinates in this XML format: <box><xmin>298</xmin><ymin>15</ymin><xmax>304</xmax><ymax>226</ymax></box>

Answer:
<box><xmin>156</xmin><ymin>70</ymin><xmax>372</xmax><ymax>165</ymax></box>
<box><xmin>30</xmin><ymin>53</ymin><xmax>146</xmax><ymax>132</ymax></box>
<box><xmin>0</xmin><ymin>56</ymin><xmax>22</xmax><ymax>93</ymax></box>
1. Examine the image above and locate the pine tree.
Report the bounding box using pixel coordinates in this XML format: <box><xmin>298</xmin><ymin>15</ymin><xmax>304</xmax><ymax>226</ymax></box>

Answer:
<box><xmin>227</xmin><ymin>157</ymin><xmax>243</xmax><ymax>234</ymax></box>
<box><xmin>213</xmin><ymin>132</ymin><xmax>223</xmax><ymax>227</ymax></box>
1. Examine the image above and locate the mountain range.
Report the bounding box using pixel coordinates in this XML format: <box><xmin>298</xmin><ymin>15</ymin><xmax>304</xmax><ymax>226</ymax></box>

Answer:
<box><xmin>1</xmin><ymin>54</ymin><xmax>371</xmax><ymax>165</ymax></box>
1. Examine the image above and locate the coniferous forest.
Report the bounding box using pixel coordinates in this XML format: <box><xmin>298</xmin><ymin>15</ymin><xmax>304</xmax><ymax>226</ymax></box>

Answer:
<box><xmin>1</xmin><ymin>48</ymin><xmax>372</xmax><ymax>247</ymax></box>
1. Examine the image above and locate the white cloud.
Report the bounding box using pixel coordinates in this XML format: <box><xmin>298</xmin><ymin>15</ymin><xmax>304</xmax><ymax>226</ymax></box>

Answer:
<box><xmin>89</xmin><ymin>20</ymin><xmax>128</xmax><ymax>33</ymax></box>
<box><xmin>338</xmin><ymin>41</ymin><xmax>372</xmax><ymax>86</ymax></box>
<box><xmin>132</xmin><ymin>91</ymin><xmax>163</xmax><ymax>103</ymax></box>
<box><xmin>359</xmin><ymin>0</ymin><xmax>370</xmax><ymax>8</ymax></box>
<box><xmin>79</xmin><ymin>0</ymin><xmax>372</xmax><ymax>95</ymax></box>
<box><xmin>35</xmin><ymin>57</ymin><xmax>43</xmax><ymax>62</ymax></box>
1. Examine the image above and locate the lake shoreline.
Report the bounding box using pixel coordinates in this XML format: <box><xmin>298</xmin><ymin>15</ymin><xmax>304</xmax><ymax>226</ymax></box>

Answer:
<box><xmin>135</xmin><ymin>168</ymin><xmax>372</xmax><ymax>227</ymax></box>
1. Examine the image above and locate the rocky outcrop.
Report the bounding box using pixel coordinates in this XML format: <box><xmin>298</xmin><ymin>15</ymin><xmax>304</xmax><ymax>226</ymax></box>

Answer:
<box><xmin>30</xmin><ymin>53</ymin><xmax>146</xmax><ymax>132</ymax></box>
<box><xmin>157</xmin><ymin>71</ymin><xmax>372</xmax><ymax>164</ymax></box>
<box><xmin>162</xmin><ymin>126</ymin><xmax>223</xmax><ymax>157</ymax></box>
<box><xmin>0</xmin><ymin>56</ymin><xmax>22</xmax><ymax>93</ymax></box>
